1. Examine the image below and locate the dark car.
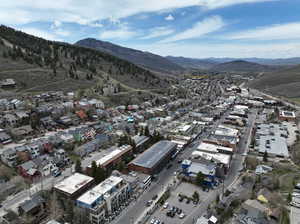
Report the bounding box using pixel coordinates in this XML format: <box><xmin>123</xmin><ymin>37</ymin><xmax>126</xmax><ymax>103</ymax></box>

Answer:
<box><xmin>152</xmin><ymin>194</ymin><xmax>158</xmax><ymax>200</ymax></box>
<box><xmin>52</xmin><ymin>170</ymin><xmax>62</xmax><ymax>177</ymax></box>
<box><xmin>166</xmin><ymin>164</ymin><xmax>173</xmax><ymax>169</ymax></box>
<box><xmin>177</xmin><ymin>208</ymin><xmax>182</xmax><ymax>215</ymax></box>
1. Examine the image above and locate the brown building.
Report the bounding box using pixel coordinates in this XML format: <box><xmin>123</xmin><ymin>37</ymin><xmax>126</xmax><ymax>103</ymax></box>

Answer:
<box><xmin>53</xmin><ymin>173</ymin><xmax>94</xmax><ymax>200</ymax></box>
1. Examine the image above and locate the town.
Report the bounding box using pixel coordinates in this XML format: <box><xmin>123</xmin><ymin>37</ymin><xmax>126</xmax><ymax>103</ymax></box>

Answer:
<box><xmin>0</xmin><ymin>74</ymin><xmax>298</xmax><ymax>224</ymax></box>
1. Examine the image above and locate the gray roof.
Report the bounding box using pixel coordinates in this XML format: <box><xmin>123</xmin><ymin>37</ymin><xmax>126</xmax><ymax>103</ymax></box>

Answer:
<box><xmin>133</xmin><ymin>135</ymin><xmax>150</xmax><ymax>146</ymax></box>
<box><xmin>130</xmin><ymin>140</ymin><xmax>177</xmax><ymax>169</ymax></box>
<box><xmin>256</xmin><ymin>135</ymin><xmax>289</xmax><ymax>157</ymax></box>
<box><xmin>19</xmin><ymin>194</ymin><xmax>45</xmax><ymax>213</ymax></box>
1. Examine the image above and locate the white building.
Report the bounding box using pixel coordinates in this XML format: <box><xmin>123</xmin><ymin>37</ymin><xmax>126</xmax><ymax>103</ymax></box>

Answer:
<box><xmin>76</xmin><ymin>176</ymin><xmax>131</xmax><ymax>224</ymax></box>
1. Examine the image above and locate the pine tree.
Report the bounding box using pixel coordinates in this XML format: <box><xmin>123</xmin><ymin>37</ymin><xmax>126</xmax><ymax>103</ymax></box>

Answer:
<box><xmin>263</xmin><ymin>150</ymin><xmax>268</xmax><ymax>162</ymax></box>
<box><xmin>75</xmin><ymin>159</ymin><xmax>82</xmax><ymax>173</ymax></box>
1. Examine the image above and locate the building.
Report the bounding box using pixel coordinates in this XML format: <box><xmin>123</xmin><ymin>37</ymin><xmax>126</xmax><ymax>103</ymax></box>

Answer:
<box><xmin>54</xmin><ymin>173</ymin><xmax>94</xmax><ymax>199</ymax></box>
<box><xmin>132</xmin><ymin>135</ymin><xmax>150</xmax><ymax>152</ymax></box>
<box><xmin>278</xmin><ymin>110</ymin><xmax>296</xmax><ymax>122</ymax></box>
<box><xmin>128</xmin><ymin>140</ymin><xmax>177</xmax><ymax>175</ymax></box>
<box><xmin>196</xmin><ymin>142</ymin><xmax>233</xmax><ymax>155</ymax></box>
<box><xmin>0</xmin><ymin>130</ymin><xmax>12</xmax><ymax>144</ymax></box>
<box><xmin>87</xmin><ymin>145</ymin><xmax>132</xmax><ymax>172</ymax></box>
<box><xmin>76</xmin><ymin>176</ymin><xmax>131</xmax><ymax>224</ymax></box>
<box><xmin>1</xmin><ymin>148</ymin><xmax>17</xmax><ymax>167</ymax></box>
<box><xmin>255</xmin><ymin>123</ymin><xmax>289</xmax><ymax>158</ymax></box>
<box><xmin>0</xmin><ymin>79</ymin><xmax>16</xmax><ymax>88</ymax></box>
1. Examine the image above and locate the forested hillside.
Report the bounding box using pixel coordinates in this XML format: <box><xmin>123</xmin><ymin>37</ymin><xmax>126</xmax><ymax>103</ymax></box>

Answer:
<box><xmin>0</xmin><ymin>25</ymin><xmax>170</xmax><ymax>94</ymax></box>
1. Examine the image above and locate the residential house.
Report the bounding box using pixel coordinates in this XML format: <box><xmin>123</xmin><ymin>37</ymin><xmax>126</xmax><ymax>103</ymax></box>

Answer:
<box><xmin>18</xmin><ymin>160</ymin><xmax>40</xmax><ymax>180</ymax></box>
<box><xmin>18</xmin><ymin>194</ymin><xmax>46</xmax><ymax>223</ymax></box>
<box><xmin>3</xmin><ymin>113</ymin><xmax>18</xmax><ymax>127</ymax></box>
<box><xmin>1</xmin><ymin>148</ymin><xmax>18</xmax><ymax>167</ymax></box>
<box><xmin>0</xmin><ymin>130</ymin><xmax>12</xmax><ymax>144</ymax></box>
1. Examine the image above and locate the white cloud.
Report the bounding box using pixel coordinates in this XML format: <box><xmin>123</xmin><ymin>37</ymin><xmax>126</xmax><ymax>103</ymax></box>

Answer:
<box><xmin>131</xmin><ymin>41</ymin><xmax>300</xmax><ymax>58</ymax></box>
<box><xmin>165</xmin><ymin>14</ymin><xmax>174</xmax><ymax>21</ymax></box>
<box><xmin>54</xmin><ymin>29</ymin><xmax>70</xmax><ymax>37</ymax></box>
<box><xmin>99</xmin><ymin>25</ymin><xmax>139</xmax><ymax>40</ymax></box>
<box><xmin>160</xmin><ymin>16</ymin><xmax>226</xmax><ymax>43</ymax></box>
<box><xmin>141</xmin><ymin>27</ymin><xmax>175</xmax><ymax>39</ymax></box>
<box><xmin>20</xmin><ymin>27</ymin><xmax>61</xmax><ymax>41</ymax></box>
<box><xmin>225</xmin><ymin>22</ymin><xmax>300</xmax><ymax>40</ymax></box>
<box><xmin>0</xmin><ymin>0</ymin><xmax>273</xmax><ymax>26</ymax></box>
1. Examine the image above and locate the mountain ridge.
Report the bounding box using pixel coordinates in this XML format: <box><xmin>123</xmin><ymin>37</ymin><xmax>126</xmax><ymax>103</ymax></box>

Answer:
<box><xmin>76</xmin><ymin>38</ymin><xmax>184</xmax><ymax>74</ymax></box>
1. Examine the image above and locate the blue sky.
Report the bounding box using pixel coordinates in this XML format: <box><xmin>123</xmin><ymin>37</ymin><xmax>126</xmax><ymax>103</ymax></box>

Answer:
<box><xmin>1</xmin><ymin>0</ymin><xmax>300</xmax><ymax>58</ymax></box>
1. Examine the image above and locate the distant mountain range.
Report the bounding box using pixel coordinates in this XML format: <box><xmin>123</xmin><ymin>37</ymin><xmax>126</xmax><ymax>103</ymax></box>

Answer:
<box><xmin>76</xmin><ymin>38</ymin><xmax>184</xmax><ymax>74</ymax></box>
<box><xmin>167</xmin><ymin>56</ymin><xmax>300</xmax><ymax>70</ymax></box>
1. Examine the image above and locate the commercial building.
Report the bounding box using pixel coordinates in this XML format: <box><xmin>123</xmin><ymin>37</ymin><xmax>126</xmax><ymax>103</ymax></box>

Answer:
<box><xmin>87</xmin><ymin>145</ymin><xmax>132</xmax><ymax>172</ymax></box>
<box><xmin>54</xmin><ymin>173</ymin><xmax>94</xmax><ymax>199</ymax></box>
<box><xmin>128</xmin><ymin>140</ymin><xmax>177</xmax><ymax>175</ymax></box>
<box><xmin>76</xmin><ymin>176</ymin><xmax>131</xmax><ymax>224</ymax></box>
<box><xmin>255</xmin><ymin>123</ymin><xmax>289</xmax><ymax>158</ymax></box>
<box><xmin>278</xmin><ymin>110</ymin><xmax>296</xmax><ymax>122</ymax></box>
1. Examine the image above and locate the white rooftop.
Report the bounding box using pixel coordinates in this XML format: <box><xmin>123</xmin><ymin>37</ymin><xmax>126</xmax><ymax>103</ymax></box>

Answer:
<box><xmin>77</xmin><ymin>176</ymin><xmax>123</xmax><ymax>206</ymax></box>
<box><xmin>54</xmin><ymin>173</ymin><xmax>94</xmax><ymax>195</ymax></box>
<box><xmin>197</xmin><ymin>142</ymin><xmax>233</xmax><ymax>154</ymax></box>
<box><xmin>215</xmin><ymin>125</ymin><xmax>239</xmax><ymax>137</ymax></box>
<box><xmin>192</xmin><ymin>151</ymin><xmax>231</xmax><ymax>165</ymax></box>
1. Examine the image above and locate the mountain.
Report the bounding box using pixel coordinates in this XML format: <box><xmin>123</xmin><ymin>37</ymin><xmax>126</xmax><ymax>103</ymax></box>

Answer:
<box><xmin>210</xmin><ymin>60</ymin><xmax>277</xmax><ymax>73</ymax></box>
<box><xmin>250</xmin><ymin>64</ymin><xmax>300</xmax><ymax>98</ymax></box>
<box><xmin>205</xmin><ymin>57</ymin><xmax>300</xmax><ymax>66</ymax></box>
<box><xmin>0</xmin><ymin>25</ymin><xmax>170</xmax><ymax>95</ymax></box>
<box><xmin>76</xmin><ymin>38</ymin><xmax>184</xmax><ymax>74</ymax></box>
<box><xmin>165</xmin><ymin>56</ymin><xmax>218</xmax><ymax>69</ymax></box>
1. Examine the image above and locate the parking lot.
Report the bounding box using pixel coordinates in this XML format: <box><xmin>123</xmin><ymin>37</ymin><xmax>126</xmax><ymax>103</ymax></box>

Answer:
<box><xmin>148</xmin><ymin>182</ymin><xmax>211</xmax><ymax>224</ymax></box>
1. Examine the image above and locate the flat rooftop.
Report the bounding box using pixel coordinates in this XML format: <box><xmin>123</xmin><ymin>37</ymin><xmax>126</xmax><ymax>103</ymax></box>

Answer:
<box><xmin>192</xmin><ymin>151</ymin><xmax>231</xmax><ymax>165</ymax></box>
<box><xmin>77</xmin><ymin>176</ymin><xmax>123</xmax><ymax>206</ymax></box>
<box><xmin>54</xmin><ymin>173</ymin><xmax>94</xmax><ymax>195</ymax></box>
<box><xmin>90</xmin><ymin>145</ymin><xmax>132</xmax><ymax>167</ymax></box>
<box><xmin>130</xmin><ymin>140</ymin><xmax>177</xmax><ymax>169</ymax></box>
<box><xmin>214</xmin><ymin>125</ymin><xmax>239</xmax><ymax>137</ymax></box>
<box><xmin>257</xmin><ymin>135</ymin><xmax>289</xmax><ymax>157</ymax></box>
<box><xmin>197</xmin><ymin>142</ymin><xmax>233</xmax><ymax>154</ymax></box>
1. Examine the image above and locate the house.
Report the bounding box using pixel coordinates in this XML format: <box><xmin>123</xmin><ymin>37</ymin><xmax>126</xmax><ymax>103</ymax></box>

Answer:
<box><xmin>27</xmin><ymin>143</ymin><xmax>41</xmax><ymax>159</ymax></box>
<box><xmin>14</xmin><ymin>111</ymin><xmax>29</xmax><ymax>125</ymax></box>
<box><xmin>0</xmin><ymin>79</ymin><xmax>16</xmax><ymax>88</ymax></box>
<box><xmin>237</xmin><ymin>199</ymin><xmax>270</xmax><ymax>224</ymax></box>
<box><xmin>18</xmin><ymin>160</ymin><xmax>40</xmax><ymax>180</ymax></box>
<box><xmin>33</xmin><ymin>155</ymin><xmax>58</xmax><ymax>177</ymax></box>
<box><xmin>18</xmin><ymin>194</ymin><xmax>46</xmax><ymax>223</ymax></box>
<box><xmin>0</xmin><ymin>130</ymin><xmax>12</xmax><ymax>144</ymax></box>
<box><xmin>132</xmin><ymin>135</ymin><xmax>150</xmax><ymax>152</ymax></box>
<box><xmin>1</xmin><ymin>148</ymin><xmax>18</xmax><ymax>167</ymax></box>
<box><xmin>40</xmin><ymin>116</ymin><xmax>57</xmax><ymax>130</ymax></box>
<box><xmin>255</xmin><ymin>165</ymin><xmax>273</xmax><ymax>175</ymax></box>
<box><xmin>15</xmin><ymin>145</ymin><xmax>31</xmax><ymax>162</ymax></box>
<box><xmin>11</xmin><ymin>125</ymin><xmax>34</xmax><ymax>138</ymax></box>
<box><xmin>3</xmin><ymin>114</ymin><xmax>18</xmax><ymax>127</ymax></box>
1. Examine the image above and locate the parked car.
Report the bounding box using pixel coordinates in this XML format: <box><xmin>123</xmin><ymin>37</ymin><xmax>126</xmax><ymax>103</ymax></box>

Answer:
<box><xmin>52</xmin><ymin>170</ymin><xmax>62</xmax><ymax>177</ymax></box>
<box><xmin>179</xmin><ymin>213</ymin><xmax>185</xmax><ymax>219</ymax></box>
<box><xmin>163</xmin><ymin>202</ymin><xmax>169</xmax><ymax>209</ymax></box>
<box><xmin>146</xmin><ymin>200</ymin><xmax>153</xmax><ymax>206</ymax></box>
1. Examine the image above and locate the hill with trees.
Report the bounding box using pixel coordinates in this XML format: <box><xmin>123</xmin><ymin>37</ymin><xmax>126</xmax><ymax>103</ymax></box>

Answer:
<box><xmin>76</xmin><ymin>38</ymin><xmax>184</xmax><ymax>74</ymax></box>
<box><xmin>0</xmin><ymin>25</ymin><xmax>171</xmax><ymax>95</ymax></box>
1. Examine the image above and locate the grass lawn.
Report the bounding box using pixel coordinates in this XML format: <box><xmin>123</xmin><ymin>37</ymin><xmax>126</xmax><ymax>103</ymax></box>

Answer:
<box><xmin>289</xmin><ymin>97</ymin><xmax>300</xmax><ymax>105</ymax></box>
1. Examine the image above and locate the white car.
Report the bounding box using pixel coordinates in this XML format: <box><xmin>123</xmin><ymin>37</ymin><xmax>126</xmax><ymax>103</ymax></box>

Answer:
<box><xmin>179</xmin><ymin>213</ymin><xmax>185</xmax><ymax>219</ymax></box>
<box><xmin>150</xmin><ymin>218</ymin><xmax>156</xmax><ymax>224</ymax></box>
<box><xmin>163</xmin><ymin>202</ymin><xmax>169</xmax><ymax>209</ymax></box>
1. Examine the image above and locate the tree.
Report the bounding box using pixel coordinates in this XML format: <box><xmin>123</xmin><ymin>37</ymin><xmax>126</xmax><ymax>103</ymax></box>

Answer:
<box><xmin>287</xmin><ymin>192</ymin><xmax>292</xmax><ymax>203</ymax></box>
<box><xmin>192</xmin><ymin>191</ymin><xmax>199</xmax><ymax>202</ymax></box>
<box><xmin>263</xmin><ymin>150</ymin><xmax>268</xmax><ymax>162</ymax></box>
<box><xmin>91</xmin><ymin>161</ymin><xmax>98</xmax><ymax>179</ymax></box>
<box><xmin>95</xmin><ymin>166</ymin><xmax>106</xmax><ymax>184</ymax></box>
<box><xmin>75</xmin><ymin>159</ymin><xmax>82</xmax><ymax>173</ymax></box>
<box><xmin>144</xmin><ymin>126</ymin><xmax>150</xmax><ymax>137</ymax></box>
<box><xmin>196</xmin><ymin>172</ymin><xmax>205</xmax><ymax>186</ymax></box>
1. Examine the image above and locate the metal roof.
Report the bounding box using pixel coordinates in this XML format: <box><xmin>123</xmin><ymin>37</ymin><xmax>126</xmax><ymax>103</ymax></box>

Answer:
<box><xmin>130</xmin><ymin>140</ymin><xmax>177</xmax><ymax>169</ymax></box>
